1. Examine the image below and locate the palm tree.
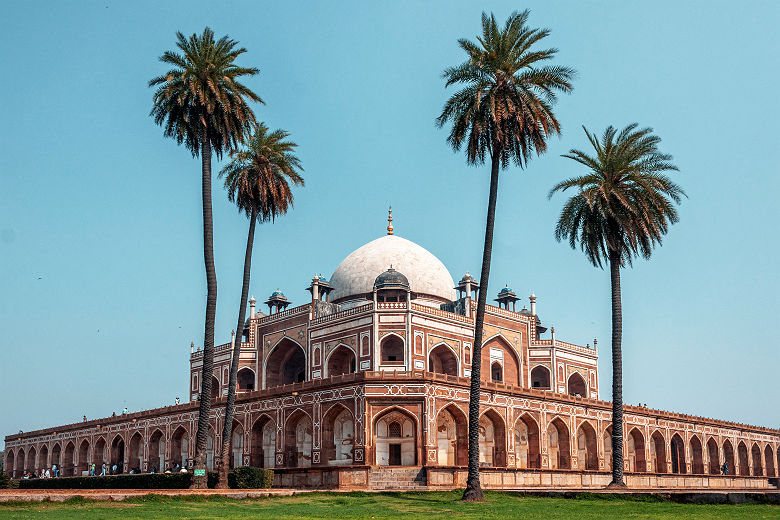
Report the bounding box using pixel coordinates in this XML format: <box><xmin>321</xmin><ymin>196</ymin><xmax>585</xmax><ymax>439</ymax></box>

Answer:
<box><xmin>436</xmin><ymin>11</ymin><xmax>574</xmax><ymax>501</ymax></box>
<box><xmin>549</xmin><ymin>124</ymin><xmax>684</xmax><ymax>486</ymax></box>
<box><xmin>149</xmin><ymin>28</ymin><xmax>262</xmax><ymax>482</ymax></box>
<box><xmin>216</xmin><ymin>123</ymin><xmax>303</xmax><ymax>488</ymax></box>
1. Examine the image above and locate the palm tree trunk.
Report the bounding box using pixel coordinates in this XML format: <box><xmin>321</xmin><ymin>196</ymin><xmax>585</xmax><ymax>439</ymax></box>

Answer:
<box><xmin>607</xmin><ymin>249</ymin><xmax>626</xmax><ymax>487</ymax></box>
<box><xmin>191</xmin><ymin>131</ymin><xmax>218</xmax><ymax>489</ymax></box>
<box><xmin>462</xmin><ymin>151</ymin><xmax>501</xmax><ymax>502</ymax></box>
<box><xmin>216</xmin><ymin>211</ymin><xmax>257</xmax><ymax>488</ymax></box>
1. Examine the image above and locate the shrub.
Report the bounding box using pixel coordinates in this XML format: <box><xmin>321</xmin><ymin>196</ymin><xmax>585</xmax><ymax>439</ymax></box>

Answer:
<box><xmin>18</xmin><ymin>472</ymin><xmax>192</xmax><ymax>490</ymax></box>
<box><xmin>233</xmin><ymin>466</ymin><xmax>273</xmax><ymax>489</ymax></box>
<box><xmin>0</xmin><ymin>473</ymin><xmax>11</xmax><ymax>489</ymax></box>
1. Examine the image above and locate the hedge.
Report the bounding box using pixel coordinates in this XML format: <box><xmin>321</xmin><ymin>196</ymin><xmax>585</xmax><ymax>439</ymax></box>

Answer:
<box><xmin>16</xmin><ymin>467</ymin><xmax>273</xmax><ymax>490</ymax></box>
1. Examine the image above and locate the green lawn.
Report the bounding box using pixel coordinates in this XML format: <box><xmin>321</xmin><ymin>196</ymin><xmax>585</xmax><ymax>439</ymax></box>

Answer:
<box><xmin>0</xmin><ymin>491</ymin><xmax>777</xmax><ymax>519</ymax></box>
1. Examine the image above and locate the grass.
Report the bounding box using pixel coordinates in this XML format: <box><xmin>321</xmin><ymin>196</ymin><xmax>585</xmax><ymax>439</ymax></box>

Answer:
<box><xmin>0</xmin><ymin>491</ymin><xmax>778</xmax><ymax>519</ymax></box>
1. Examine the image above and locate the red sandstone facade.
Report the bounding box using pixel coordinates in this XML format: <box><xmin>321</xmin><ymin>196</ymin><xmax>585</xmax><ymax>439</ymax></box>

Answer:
<box><xmin>5</xmin><ymin>233</ymin><xmax>779</xmax><ymax>490</ymax></box>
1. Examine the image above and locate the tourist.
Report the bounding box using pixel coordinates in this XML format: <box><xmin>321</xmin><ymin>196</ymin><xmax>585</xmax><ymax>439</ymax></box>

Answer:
<box><xmin>123</xmin><ymin>407</ymin><xmax>128</xmax><ymax>415</ymax></box>
<box><xmin>44</xmin><ymin>468</ymin><xmax>50</xmax><ymax>478</ymax></box>
<box><xmin>112</xmin><ymin>411</ymin><xmax>116</xmax><ymax>417</ymax></box>
<box><xmin>83</xmin><ymin>415</ymin><xmax>87</xmax><ymax>422</ymax></box>
<box><xmin>100</xmin><ymin>463</ymin><xmax>106</xmax><ymax>476</ymax></box>
<box><xmin>721</xmin><ymin>461</ymin><xmax>728</xmax><ymax>475</ymax></box>
<box><xmin>90</xmin><ymin>463</ymin><xmax>95</xmax><ymax>476</ymax></box>
<box><xmin>175</xmin><ymin>396</ymin><xmax>180</xmax><ymax>406</ymax></box>
<box><xmin>111</xmin><ymin>463</ymin><xmax>117</xmax><ymax>474</ymax></box>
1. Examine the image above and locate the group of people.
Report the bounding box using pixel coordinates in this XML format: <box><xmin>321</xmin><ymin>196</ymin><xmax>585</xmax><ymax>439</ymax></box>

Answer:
<box><xmin>21</xmin><ymin>462</ymin><xmax>121</xmax><ymax>479</ymax></box>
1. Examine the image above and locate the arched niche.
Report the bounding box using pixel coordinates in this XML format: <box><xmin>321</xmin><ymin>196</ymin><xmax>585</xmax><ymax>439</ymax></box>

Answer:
<box><xmin>63</xmin><ymin>442</ymin><xmax>75</xmax><ymax>476</ymax></box>
<box><xmin>723</xmin><ymin>439</ymin><xmax>735</xmax><ymax>476</ymax></box>
<box><xmin>266</xmin><ymin>338</ymin><xmax>306</xmax><ymax>388</ymax></box>
<box><xmin>479</xmin><ymin>409</ymin><xmax>507</xmax><ymax>467</ymax></box>
<box><xmin>765</xmin><ymin>445</ymin><xmax>776</xmax><ymax>477</ymax></box>
<box><xmin>285</xmin><ymin>410</ymin><xmax>313</xmax><ymax>468</ymax></box>
<box><xmin>751</xmin><ymin>443</ymin><xmax>763</xmax><ymax>476</ymax></box>
<box><xmin>689</xmin><ymin>435</ymin><xmax>704</xmax><ymax>474</ymax></box>
<box><xmin>26</xmin><ymin>446</ymin><xmax>37</xmax><ymax>474</ymax></box>
<box><xmin>170</xmin><ymin>426</ymin><xmax>189</xmax><ymax>469</ymax></box>
<box><xmin>429</xmin><ymin>344</ymin><xmax>458</xmax><ymax>376</ymax></box>
<box><xmin>737</xmin><ymin>441</ymin><xmax>749</xmax><ymax>476</ymax></box>
<box><xmin>375</xmin><ymin>409</ymin><xmax>416</xmax><ymax>466</ymax></box>
<box><xmin>250</xmin><ymin>415</ymin><xmax>276</xmax><ymax>468</ymax></box>
<box><xmin>567</xmin><ymin>372</ymin><xmax>587</xmax><ymax>397</ymax></box>
<box><xmin>530</xmin><ymin>365</ymin><xmax>551</xmax><ymax>389</ymax></box>
<box><xmin>127</xmin><ymin>432</ymin><xmax>143</xmax><ymax>473</ymax></box>
<box><xmin>670</xmin><ymin>433</ymin><xmax>686</xmax><ymax>474</ymax></box>
<box><xmin>322</xmin><ymin>405</ymin><xmax>354</xmax><ymax>465</ymax></box>
<box><xmin>326</xmin><ymin>345</ymin><xmax>356</xmax><ymax>378</ymax></box>
<box><xmin>149</xmin><ymin>430</ymin><xmax>165</xmax><ymax>473</ymax></box>
<box><xmin>628</xmin><ymin>428</ymin><xmax>646</xmax><ymax>473</ymax></box>
<box><xmin>435</xmin><ymin>405</ymin><xmax>467</xmax><ymax>466</ymax></box>
<box><xmin>706</xmin><ymin>437</ymin><xmax>720</xmax><ymax>474</ymax></box>
<box><xmin>514</xmin><ymin>414</ymin><xmax>541</xmax><ymax>469</ymax></box>
<box><xmin>237</xmin><ymin>367</ymin><xmax>256</xmax><ymax>392</ymax></box>
<box><xmin>380</xmin><ymin>334</ymin><xmax>405</xmax><ymax>365</ymax></box>
<box><xmin>547</xmin><ymin>417</ymin><xmax>570</xmax><ymax>469</ymax></box>
<box><xmin>230</xmin><ymin>421</ymin><xmax>245</xmax><ymax>469</ymax></box>
<box><xmin>577</xmin><ymin>422</ymin><xmax>598</xmax><ymax>471</ymax></box>
<box><xmin>77</xmin><ymin>441</ymin><xmax>89</xmax><ymax>475</ymax></box>
<box><xmin>650</xmin><ymin>430</ymin><xmax>667</xmax><ymax>473</ymax></box>
<box><xmin>480</xmin><ymin>336</ymin><xmax>521</xmax><ymax>386</ymax></box>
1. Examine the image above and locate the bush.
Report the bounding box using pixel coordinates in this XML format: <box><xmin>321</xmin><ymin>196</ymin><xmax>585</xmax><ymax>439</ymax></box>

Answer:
<box><xmin>0</xmin><ymin>473</ymin><xmax>12</xmax><ymax>489</ymax></box>
<box><xmin>233</xmin><ymin>466</ymin><xmax>273</xmax><ymax>489</ymax></box>
<box><xmin>18</xmin><ymin>472</ymin><xmax>192</xmax><ymax>490</ymax></box>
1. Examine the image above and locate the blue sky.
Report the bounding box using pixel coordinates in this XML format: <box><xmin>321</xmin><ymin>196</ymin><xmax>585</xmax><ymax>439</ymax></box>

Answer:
<box><xmin>1</xmin><ymin>1</ymin><xmax>778</xmax><ymax>447</ymax></box>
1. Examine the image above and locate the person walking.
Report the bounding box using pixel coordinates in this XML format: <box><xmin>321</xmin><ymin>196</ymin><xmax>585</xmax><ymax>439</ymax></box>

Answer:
<box><xmin>90</xmin><ymin>463</ymin><xmax>95</xmax><ymax>476</ymax></box>
<box><xmin>52</xmin><ymin>464</ymin><xmax>58</xmax><ymax>477</ymax></box>
<box><xmin>100</xmin><ymin>463</ymin><xmax>106</xmax><ymax>476</ymax></box>
<box><xmin>721</xmin><ymin>461</ymin><xmax>729</xmax><ymax>475</ymax></box>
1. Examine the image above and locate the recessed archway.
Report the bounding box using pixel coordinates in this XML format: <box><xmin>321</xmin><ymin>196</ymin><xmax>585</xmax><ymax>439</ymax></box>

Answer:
<box><xmin>229</xmin><ymin>421</ymin><xmax>245</xmax><ymax>469</ymax></box>
<box><xmin>479</xmin><ymin>409</ymin><xmax>507</xmax><ymax>467</ymax></box>
<box><xmin>515</xmin><ymin>414</ymin><xmax>541</xmax><ymax>469</ymax></box>
<box><xmin>530</xmin><ymin>365</ymin><xmax>551</xmax><ymax>389</ymax></box>
<box><xmin>171</xmin><ymin>426</ymin><xmax>189</xmax><ymax>469</ymax></box>
<box><xmin>63</xmin><ymin>442</ymin><xmax>75</xmax><ymax>476</ymax></box>
<box><xmin>206</xmin><ymin>428</ymin><xmax>216</xmax><ymax>471</ymax></box>
<box><xmin>723</xmin><ymin>439</ymin><xmax>736</xmax><ymax>476</ymax></box>
<box><xmin>428</xmin><ymin>344</ymin><xmax>458</xmax><ymax>376</ymax></box>
<box><xmin>6</xmin><ymin>450</ymin><xmax>15</xmax><ymax>478</ymax></box>
<box><xmin>707</xmin><ymin>437</ymin><xmax>720</xmax><ymax>474</ymax></box>
<box><xmin>435</xmin><ymin>405</ymin><xmax>467</xmax><ymax>466</ymax></box>
<box><xmin>39</xmin><ymin>445</ymin><xmax>49</xmax><ymax>475</ymax></box>
<box><xmin>285</xmin><ymin>410</ymin><xmax>313</xmax><ymax>467</ymax></box>
<box><xmin>765</xmin><ymin>445</ymin><xmax>776</xmax><ymax>477</ymax></box>
<box><xmin>237</xmin><ymin>367</ymin><xmax>256</xmax><ymax>392</ymax></box>
<box><xmin>15</xmin><ymin>450</ymin><xmax>24</xmax><ymax>478</ymax></box>
<box><xmin>77</xmin><ymin>440</ymin><xmax>89</xmax><ymax>475</ymax></box>
<box><xmin>326</xmin><ymin>345</ymin><xmax>356</xmax><ymax>378</ymax></box>
<box><xmin>374</xmin><ymin>408</ymin><xmax>416</xmax><ymax>466</ymax></box>
<box><xmin>380</xmin><ymin>335</ymin><xmax>404</xmax><ymax>365</ymax></box>
<box><xmin>567</xmin><ymin>372</ymin><xmax>587</xmax><ymax>397</ymax></box>
<box><xmin>250</xmin><ymin>415</ymin><xmax>275</xmax><ymax>468</ymax></box>
<box><xmin>627</xmin><ymin>428</ymin><xmax>646</xmax><ymax>473</ymax></box>
<box><xmin>751</xmin><ymin>443</ymin><xmax>763</xmax><ymax>476</ymax></box>
<box><xmin>266</xmin><ymin>338</ymin><xmax>307</xmax><ymax>387</ymax></box>
<box><xmin>490</xmin><ymin>362</ymin><xmax>503</xmax><ymax>383</ymax></box>
<box><xmin>322</xmin><ymin>405</ymin><xmax>355</xmax><ymax>465</ymax></box>
<box><xmin>737</xmin><ymin>441</ymin><xmax>749</xmax><ymax>476</ymax></box>
<box><xmin>603</xmin><ymin>426</ymin><xmax>612</xmax><ymax>471</ymax></box>
<box><xmin>26</xmin><ymin>446</ymin><xmax>37</xmax><ymax>475</ymax></box>
<box><xmin>689</xmin><ymin>435</ymin><xmax>704</xmax><ymax>474</ymax></box>
<box><xmin>670</xmin><ymin>433</ymin><xmax>686</xmax><ymax>474</ymax></box>
<box><xmin>128</xmin><ymin>432</ymin><xmax>143</xmax><ymax>473</ymax></box>
<box><xmin>576</xmin><ymin>422</ymin><xmax>598</xmax><ymax>470</ymax></box>
<box><xmin>481</xmin><ymin>336</ymin><xmax>521</xmax><ymax>386</ymax></box>
<box><xmin>650</xmin><ymin>430</ymin><xmax>667</xmax><ymax>473</ymax></box>
<box><xmin>93</xmin><ymin>438</ymin><xmax>105</xmax><ymax>472</ymax></box>
<box><xmin>149</xmin><ymin>430</ymin><xmax>165</xmax><ymax>473</ymax></box>
<box><xmin>51</xmin><ymin>444</ymin><xmax>62</xmax><ymax>475</ymax></box>
<box><xmin>211</xmin><ymin>375</ymin><xmax>220</xmax><ymax>400</ymax></box>
<box><xmin>547</xmin><ymin>417</ymin><xmax>570</xmax><ymax>470</ymax></box>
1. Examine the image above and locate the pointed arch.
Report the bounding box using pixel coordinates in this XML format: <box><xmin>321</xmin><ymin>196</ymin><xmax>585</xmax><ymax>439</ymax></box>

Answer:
<box><xmin>374</xmin><ymin>407</ymin><xmax>417</xmax><ymax>466</ymax></box>
<box><xmin>627</xmin><ymin>428</ymin><xmax>646</xmax><ymax>473</ymax></box>
<box><xmin>514</xmin><ymin>413</ymin><xmax>541</xmax><ymax>469</ymax></box>
<box><xmin>39</xmin><ymin>445</ymin><xmax>49</xmax><ymax>474</ymax></box>
<box><xmin>51</xmin><ymin>443</ymin><xmax>62</xmax><ymax>474</ymax></box>
<box><xmin>206</xmin><ymin>426</ymin><xmax>216</xmax><ymax>471</ymax></box>
<box><xmin>250</xmin><ymin>414</ymin><xmax>276</xmax><ymax>468</ymax></box>
<box><xmin>63</xmin><ymin>441</ymin><xmax>75</xmax><ymax>476</ymax></box>
<box><xmin>171</xmin><ymin>426</ymin><xmax>189</xmax><ymax>469</ymax></box>
<box><xmin>751</xmin><ymin>442</ymin><xmax>763</xmax><ymax>476</ymax></box>
<box><xmin>547</xmin><ymin>417</ymin><xmax>571</xmax><ymax>469</ymax></box>
<box><xmin>706</xmin><ymin>437</ymin><xmax>720</xmax><ymax>474</ymax></box>
<box><xmin>5</xmin><ymin>450</ymin><xmax>15</xmax><ymax>478</ymax></box>
<box><xmin>14</xmin><ymin>449</ymin><xmax>24</xmax><ymax>478</ymax></box>
<box><xmin>148</xmin><ymin>429</ymin><xmax>165</xmax><ymax>473</ymax></box>
<box><xmin>237</xmin><ymin>367</ymin><xmax>256</xmax><ymax>392</ymax></box>
<box><xmin>481</xmin><ymin>335</ymin><xmax>521</xmax><ymax>386</ymax></box>
<box><xmin>229</xmin><ymin>420</ymin><xmax>245</xmax><ymax>469</ymax></box>
<box><xmin>265</xmin><ymin>337</ymin><xmax>307</xmax><ymax>387</ymax></box>
<box><xmin>723</xmin><ymin>439</ymin><xmax>735</xmax><ymax>476</ymax></box>
<box><xmin>322</xmin><ymin>403</ymin><xmax>355</xmax><ymax>465</ymax></box>
<box><xmin>77</xmin><ymin>440</ymin><xmax>89</xmax><ymax>475</ymax></box>
<box><xmin>479</xmin><ymin>408</ymin><xmax>507</xmax><ymax>467</ymax></box>
<box><xmin>93</xmin><ymin>437</ymin><xmax>106</xmax><ymax>469</ymax></box>
<box><xmin>325</xmin><ymin>344</ymin><xmax>357</xmax><ymax>378</ymax></box>
<box><xmin>689</xmin><ymin>434</ymin><xmax>703</xmax><ymax>474</ymax></box>
<box><xmin>603</xmin><ymin>425</ymin><xmax>613</xmax><ymax>470</ymax></box>
<box><xmin>530</xmin><ymin>365</ymin><xmax>551</xmax><ymax>389</ymax></box>
<box><xmin>26</xmin><ymin>446</ymin><xmax>37</xmax><ymax>474</ymax></box>
<box><xmin>670</xmin><ymin>433</ymin><xmax>685</xmax><ymax>474</ymax></box>
<box><xmin>211</xmin><ymin>375</ymin><xmax>221</xmax><ymax>400</ymax></box>
<box><xmin>380</xmin><ymin>333</ymin><xmax>405</xmax><ymax>365</ymax></box>
<box><xmin>737</xmin><ymin>441</ymin><xmax>749</xmax><ymax>476</ymax></box>
<box><xmin>650</xmin><ymin>430</ymin><xmax>667</xmax><ymax>473</ymax></box>
<box><xmin>428</xmin><ymin>343</ymin><xmax>459</xmax><ymax>376</ymax></box>
<box><xmin>576</xmin><ymin>421</ymin><xmax>598</xmax><ymax>470</ymax></box>
<box><xmin>285</xmin><ymin>409</ymin><xmax>313</xmax><ymax>467</ymax></box>
<box><xmin>764</xmin><ymin>444</ymin><xmax>776</xmax><ymax>477</ymax></box>
<box><xmin>127</xmin><ymin>432</ymin><xmax>143</xmax><ymax>473</ymax></box>
<box><xmin>435</xmin><ymin>404</ymin><xmax>467</xmax><ymax>466</ymax></box>
<box><xmin>567</xmin><ymin>372</ymin><xmax>587</xmax><ymax>397</ymax></box>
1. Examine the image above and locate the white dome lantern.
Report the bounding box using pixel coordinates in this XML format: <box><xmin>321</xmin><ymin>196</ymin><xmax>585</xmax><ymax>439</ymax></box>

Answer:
<box><xmin>329</xmin><ymin>235</ymin><xmax>456</xmax><ymax>306</ymax></box>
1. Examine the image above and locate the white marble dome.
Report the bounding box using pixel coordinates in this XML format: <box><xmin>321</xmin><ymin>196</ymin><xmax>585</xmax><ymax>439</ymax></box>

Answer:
<box><xmin>329</xmin><ymin>235</ymin><xmax>456</xmax><ymax>303</ymax></box>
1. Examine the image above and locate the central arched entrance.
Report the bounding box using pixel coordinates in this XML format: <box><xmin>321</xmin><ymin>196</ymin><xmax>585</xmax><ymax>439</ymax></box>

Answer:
<box><xmin>266</xmin><ymin>338</ymin><xmax>306</xmax><ymax>387</ymax></box>
<box><xmin>375</xmin><ymin>409</ymin><xmax>416</xmax><ymax>466</ymax></box>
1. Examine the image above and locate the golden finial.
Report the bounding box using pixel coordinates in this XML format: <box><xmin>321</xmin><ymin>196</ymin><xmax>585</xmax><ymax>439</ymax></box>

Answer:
<box><xmin>387</xmin><ymin>206</ymin><xmax>394</xmax><ymax>235</ymax></box>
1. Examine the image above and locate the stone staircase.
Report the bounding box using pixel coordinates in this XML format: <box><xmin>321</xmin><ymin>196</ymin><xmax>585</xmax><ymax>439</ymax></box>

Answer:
<box><xmin>369</xmin><ymin>466</ymin><xmax>427</xmax><ymax>490</ymax></box>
